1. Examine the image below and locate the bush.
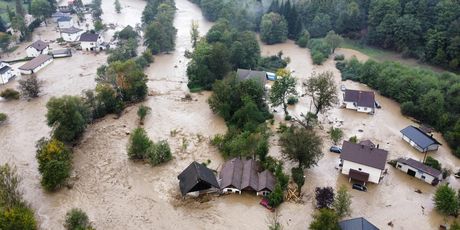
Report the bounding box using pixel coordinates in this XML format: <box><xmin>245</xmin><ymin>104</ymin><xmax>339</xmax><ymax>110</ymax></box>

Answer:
<box><xmin>0</xmin><ymin>113</ymin><xmax>7</xmax><ymax>123</ymax></box>
<box><xmin>296</xmin><ymin>31</ymin><xmax>310</xmax><ymax>48</ymax></box>
<box><xmin>267</xmin><ymin>183</ymin><xmax>283</xmax><ymax>207</ymax></box>
<box><xmin>309</xmin><ymin>209</ymin><xmax>340</xmax><ymax>230</ymax></box>
<box><xmin>64</xmin><ymin>208</ymin><xmax>92</xmax><ymax>230</ymax></box>
<box><xmin>147</xmin><ymin>140</ymin><xmax>172</xmax><ymax>166</ymax></box>
<box><xmin>0</xmin><ymin>88</ymin><xmax>20</xmax><ymax>100</ymax></box>
<box><xmin>434</xmin><ymin>184</ymin><xmax>459</xmax><ymax>217</ymax></box>
<box><xmin>127</xmin><ymin>128</ymin><xmax>153</xmax><ymax>160</ymax></box>
<box><xmin>137</xmin><ymin>105</ymin><xmax>151</xmax><ymax>125</ymax></box>
<box><xmin>315</xmin><ymin>187</ymin><xmax>334</xmax><ymax>209</ymax></box>
<box><xmin>0</xmin><ymin>206</ymin><xmax>37</xmax><ymax>230</ymax></box>
<box><xmin>308</xmin><ymin>39</ymin><xmax>332</xmax><ymax>65</ymax></box>
<box><xmin>291</xmin><ymin>167</ymin><xmax>304</xmax><ymax>190</ymax></box>
<box><xmin>36</xmin><ymin>138</ymin><xmax>72</xmax><ymax>191</ymax></box>
<box><xmin>333</xmin><ymin>185</ymin><xmax>351</xmax><ymax>218</ymax></box>
<box><xmin>329</xmin><ymin>127</ymin><xmax>343</xmax><ymax>145</ymax></box>
<box><xmin>334</xmin><ymin>54</ymin><xmax>344</xmax><ymax>61</ymax></box>
<box><xmin>18</xmin><ymin>75</ymin><xmax>42</xmax><ymax>98</ymax></box>
<box><xmin>424</xmin><ymin>156</ymin><xmax>441</xmax><ymax>170</ymax></box>
<box><xmin>287</xmin><ymin>96</ymin><xmax>298</xmax><ymax>105</ymax></box>
<box><xmin>348</xmin><ymin>136</ymin><xmax>358</xmax><ymax>143</ymax></box>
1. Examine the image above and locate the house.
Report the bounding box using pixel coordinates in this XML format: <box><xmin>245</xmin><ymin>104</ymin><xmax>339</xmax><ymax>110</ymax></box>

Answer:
<box><xmin>26</xmin><ymin>40</ymin><xmax>49</xmax><ymax>58</ymax></box>
<box><xmin>340</xmin><ymin>141</ymin><xmax>388</xmax><ymax>184</ymax></box>
<box><xmin>219</xmin><ymin>158</ymin><xmax>276</xmax><ymax>196</ymax></box>
<box><xmin>339</xmin><ymin>217</ymin><xmax>379</xmax><ymax>230</ymax></box>
<box><xmin>177</xmin><ymin>161</ymin><xmax>220</xmax><ymax>196</ymax></box>
<box><xmin>400</xmin><ymin>125</ymin><xmax>441</xmax><ymax>153</ymax></box>
<box><xmin>18</xmin><ymin>55</ymin><xmax>53</xmax><ymax>75</ymax></box>
<box><xmin>0</xmin><ymin>62</ymin><xmax>16</xmax><ymax>84</ymax></box>
<box><xmin>51</xmin><ymin>49</ymin><xmax>72</xmax><ymax>58</ymax></box>
<box><xmin>79</xmin><ymin>32</ymin><xmax>104</xmax><ymax>51</ymax></box>
<box><xmin>236</xmin><ymin>68</ymin><xmax>268</xmax><ymax>85</ymax></box>
<box><xmin>396</xmin><ymin>158</ymin><xmax>442</xmax><ymax>185</ymax></box>
<box><xmin>60</xmin><ymin>27</ymin><xmax>84</xmax><ymax>42</ymax></box>
<box><xmin>51</xmin><ymin>12</ymin><xmax>71</xmax><ymax>22</ymax></box>
<box><xmin>343</xmin><ymin>89</ymin><xmax>375</xmax><ymax>114</ymax></box>
<box><xmin>57</xmin><ymin>16</ymin><xmax>74</xmax><ymax>28</ymax></box>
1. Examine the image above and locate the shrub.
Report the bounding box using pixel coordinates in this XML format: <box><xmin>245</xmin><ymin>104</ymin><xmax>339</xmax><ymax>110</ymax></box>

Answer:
<box><xmin>18</xmin><ymin>75</ymin><xmax>42</xmax><ymax>98</ymax></box>
<box><xmin>291</xmin><ymin>167</ymin><xmax>304</xmax><ymax>191</ymax></box>
<box><xmin>334</xmin><ymin>54</ymin><xmax>344</xmax><ymax>61</ymax></box>
<box><xmin>127</xmin><ymin>128</ymin><xmax>152</xmax><ymax>160</ymax></box>
<box><xmin>284</xmin><ymin>115</ymin><xmax>292</xmax><ymax>121</ymax></box>
<box><xmin>267</xmin><ymin>183</ymin><xmax>283</xmax><ymax>207</ymax></box>
<box><xmin>0</xmin><ymin>88</ymin><xmax>20</xmax><ymax>100</ymax></box>
<box><xmin>424</xmin><ymin>156</ymin><xmax>441</xmax><ymax>170</ymax></box>
<box><xmin>36</xmin><ymin>138</ymin><xmax>72</xmax><ymax>191</ymax></box>
<box><xmin>315</xmin><ymin>187</ymin><xmax>334</xmax><ymax>209</ymax></box>
<box><xmin>329</xmin><ymin>127</ymin><xmax>343</xmax><ymax>145</ymax></box>
<box><xmin>333</xmin><ymin>185</ymin><xmax>351</xmax><ymax>218</ymax></box>
<box><xmin>64</xmin><ymin>208</ymin><xmax>92</xmax><ymax>230</ymax></box>
<box><xmin>348</xmin><ymin>136</ymin><xmax>358</xmax><ymax>143</ymax></box>
<box><xmin>147</xmin><ymin>140</ymin><xmax>172</xmax><ymax>166</ymax></box>
<box><xmin>296</xmin><ymin>30</ymin><xmax>310</xmax><ymax>48</ymax></box>
<box><xmin>0</xmin><ymin>206</ymin><xmax>37</xmax><ymax>230</ymax></box>
<box><xmin>434</xmin><ymin>184</ymin><xmax>459</xmax><ymax>217</ymax></box>
<box><xmin>309</xmin><ymin>209</ymin><xmax>340</xmax><ymax>230</ymax></box>
<box><xmin>137</xmin><ymin>105</ymin><xmax>151</xmax><ymax>125</ymax></box>
<box><xmin>0</xmin><ymin>113</ymin><xmax>6</xmax><ymax>123</ymax></box>
<box><xmin>287</xmin><ymin>96</ymin><xmax>298</xmax><ymax>105</ymax></box>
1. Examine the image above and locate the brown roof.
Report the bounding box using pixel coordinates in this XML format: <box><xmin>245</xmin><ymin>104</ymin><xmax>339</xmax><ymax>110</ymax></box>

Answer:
<box><xmin>27</xmin><ymin>40</ymin><xmax>48</xmax><ymax>51</ymax></box>
<box><xmin>241</xmin><ymin>159</ymin><xmax>260</xmax><ymax>191</ymax></box>
<box><xmin>349</xmin><ymin>169</ymin><xmax>370</xmax><ymax>182</ymax></box>
<box><xmin>19</xmin><ymin>55</ymin><xmax>53</xmax><ymax>70</ymax></box>
<box><xmin>219</xmin><ymin>158</ymin><xmax>243</xmax><ymax>189</ymax></box>
<box><xmin>258</xmin><ymin>170</ymin><xmax>275</xmax><ymax>192</ymax></box>
<box><xmin>219</xmin><ymin>158</ymin><xmax>275</xmax><ymax>192</ymax></box>
<box><xmin>344</xmin><ymin>89</ymin><xmax>375</xmax><ymax>108</ymax></box>
<box><xmin>359</xmin><ymin>140</ymin><xmax>375</xmax><ymax>148</ymax></box>
<box><xmin>396</xmin><ymin>158</ymin><xmax>442</xmax><ymax>178</ymax></box>
<box><xmin>340</xmin><ymin>141</ymin><xmax>388</xmax><ymax>170</ymax></box>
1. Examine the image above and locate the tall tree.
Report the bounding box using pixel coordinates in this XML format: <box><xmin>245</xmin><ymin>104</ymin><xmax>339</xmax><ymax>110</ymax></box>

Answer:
<box><xmin>114</xmin><ymin>0</ymin><xmax>121</xmax><ymax>13</ymax></box>
<box><xmin>309</xmin><ymin>209</ymin><xmax>340</xmax><ymax>230</ymax></box>
<box><xmin>269</xmin><ymin>69</ymin><xmax>297</xmax><ymax>116</ymax></box>
<box><xmin>190</xmin><ymin>20</ymin><xmax>199</xmax><ymax>48</ymax></box>
<box><xmin>15</xmin><ymin>0</ymin><xmax>25</xmax><ymax>17</ymax></box>
<box><xmin>434</xmin><ymin>184</ymin><xmax>459</xmax><ymax>217</ymax></box>
<box><xmin>279</xmin><ymin>126</ymin><xmax>323</xmax><ymax>169</ymax></box>
<box><xmin>30</xmin><ymin>0</ymin><xmax>53</xmax><ymax>25</ymax></box>
<box><xmin>304</xmin><ymin>71</ymin><xmax>338</xmax><ymax>115</ymax></box>
<box><xmin>260</xmin><ymin>12</ymin><xmax>288</xmax><ymax>44</ymax></box>
<box><xmin>333</xmin><ymin>185</ymin><xmax>352</xmax><ymax>218</ymax></box>
<box><xmin>324</xmin><ymin>30</ymin><xmax>343</xmax><ymax>53</ymax></box>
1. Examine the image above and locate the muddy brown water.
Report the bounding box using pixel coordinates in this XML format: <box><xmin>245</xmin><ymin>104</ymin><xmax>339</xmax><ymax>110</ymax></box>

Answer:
<box><xmin>1</xmin><ymin>0</ymin><xmax>460</xmax><ymax>229</ymax></box>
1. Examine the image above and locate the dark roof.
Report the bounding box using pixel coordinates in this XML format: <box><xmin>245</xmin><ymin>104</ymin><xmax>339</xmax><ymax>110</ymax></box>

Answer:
<box><xmin>220</xmin><ymin>158</ymin><xmax>276</xmax><ymax>192</ymax></box>
<box><xmin>340</xmin><ymin>141</ymin><xmax>388</xmax><ymax>170</ymax></box>
<box><xmin>241</xmin><ymin>159</ymin><xmax>260</xmax><ymax>191</ymax></box>
<box><xmin>339</xmin><ymin>217</ymin><xmax>379</xmax><ymax>230</ymax></box>
<box><xmin>27</xmin><ymin>40</ymin><xmax>48</xmax><ymax>51</ymax></box>
<box><xmin>396</xmin><ymin>158</ymin><xmax>442</xmax><ymax>178</ymax></box>
<box><xmin>60</xmin><ymin>26</ymin><xmax>82</xmax><ymax>34</ymax></box>
<box><xmin>359</xmin><ymin>140</ymin><xmax>375</xmax><ymax>148</ymax></box>
<box><xmin>57</xmin><ymin>16</ymin><xmax>72</xmax><ymax>22</ymax></box>
<box><xmin>0</xmin><ymin>65</ymin><xmax>12</xmax><ymax>74</ymax></box>
<box><xmin>349</xmin><ymin>169</ymin><xmax>370</xmax><ymax>182</ymax></box>
<box><xmin>79</xmin><ymin>33</ymin><xmax>100</xmax><ymax>42</ymax></box>
<box><xmin>236</xmin><ymin>68</ymin><xmax>267</xmax><ymax>84</ymax></box>
<box><xmin>344</xmin><ymin>89</ymin><xmax>375</xmax><ymax>108</ymax></box>
<box><xmin>19</xmin><ymin>55</ymin><xmax>53</xmax><ymax>70</ymax></box>
<box><xmin>220</xmin><ymin>158</ymin><xmax>243</xmax><ymax>189</ymax></box>
<box><xmin>258</xmin><ymin>170</ymin><xmax>275</xmax><ymax>192</ymax></box>
<box><xmin>177</xmin><ymin>162</ymin><xmax>220</xmax><ymax>196</ymax></box>
<box><xmin>400</xmin><ymin>126</ymin><xmax>441</xmax><ymax>149</ymax></box>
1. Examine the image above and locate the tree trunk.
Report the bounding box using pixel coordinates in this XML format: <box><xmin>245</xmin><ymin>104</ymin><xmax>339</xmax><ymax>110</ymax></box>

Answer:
<box><xmin>283</xmin><ymin>102</ymin><xmax>288</xmax><ymax>115</ymax></box>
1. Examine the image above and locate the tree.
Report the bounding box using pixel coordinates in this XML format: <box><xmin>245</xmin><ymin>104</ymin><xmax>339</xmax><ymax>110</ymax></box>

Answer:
<box><xmin>114</xmin><ymin>0</ymin><xmax>121</xmax><ymax>13</ymax></box>
<box><xmin>304</xmin><ymin>71</ymin><xmax>338</xmax><ymax>115</ymax></box>
<box><xmin>315</xmin><ymin>187</ymin><xmax>334</xmax><ymax>209</ymax></box>
<box><xmin>0</xmin><ymin>33</ymin><xmax>11</xmax><ymax>52</ymax></box>
<box><xmin>296</xmin><ymin>30</ymin><xmax>310</xmax><ymax>48</ymax></box>
<box><xmin>103</xmin><ymin>60</ymin><xmax>148</xmax><ymax>102</ymax></box>
<box><xmin>147</xmin><ymin>140</ymin><xmax>172</xmax><ymax>165</ymax></box>
<box><xmin>333</xmin><ymin>185</ymin><xmax>351</xmax><ymax>218</ymax></box>
<box><xmin>267</xmin><ymin>183</ymin><xmax>283</xmax><ymax>207</ymax></box>
<box><xmin>0</xmin><ymin>88</ymin><xmax>20</xmax><ymax>100</ymax></box>
<box><xmin>348</xmin><ymin>136</ymin><xmax>358</xmax><ymax>143</ymax></box>
<box><xmin>260</xmin><ymin>12</ymin><xmax>288</xmax><ymax>44</ymax></box>
<box><xmin>329</xmin><ymin>127</ymin><xmax>343</xmax><ymax>145</ymax></box>
<box><xmin>17</xmin><ymin>74</ymin><xmax>42</xmax><ymax>98</ymax></box>
<box><xmin>279</xmin><ymin>126</ymin><xmax>323</xmax><ymax>169</ymax></box>
<box><xmin>30</xmin><ymin>0</ymin><xmax>52</xmax><ymax>25</ymax></box>
<box><xmin>64</xmin><ymin>208</ymin><xmax>93</xmax><ymax>230</ymax></box>
<box><xmin>434</xmin><ymin>184</ymin><xmax>459</xmax><ymax>217</ymax></box>
<box><xmin>36</xmin><ymin>138</ymin><xmax>72</xmax><ymax>191</ymax></box>
<box><xmin>309</xmin><ymin>13</ymin><xmax>332</xmax><ymax>38</ymax></box>
<box><xmin>451</xmin><ymin>221</ymin><xmax>460</xmax><ymax>230</ymax></box>
<box><xmin>0</xmin><ymin>113</ymin><xmax>6</xmax><ymax>124</ymax></box>
<box><xmin>137</xmin><ymin>105</ymin><xmax>151</xmax><ymax>125</ymax></box>
<box><xmin>15</xmin><ymin>0</ymin><xmax>25</xmax><ymax>17</ymax></box>
<box><xmin>127</xmin><ymin>127</ymin><xmax>153</xmax><ymax>160</ymax></box>
<box><xmin>325</xmin><ymin>31</ymin><xmax>343</xmax><ymax>53</ymax></box>
<box><xmin>269</xmin><ymin>70</ymin><xmax>297</xmax><ymax>116</ymax></box>
<box><xmin>94</xmin><ymin>19</ymin><xmax>104</xmax><ymax>32</ymax></box>
<box><xmin>190</xmin><ymin>20</ymin><xmax>199</xmax><ymax>48</ymax></box>
<box><xmin>309</xmin><ymin>209</ymin><xmax>340</xmax><ymax>230</ymax></box>
<box><xmin>0</xmin><ymin>206</ymin><xmax>37</xmax><ymax>230</ymax></box>
<box><xmin>0</xmin><ymin>164</ymin><xmax>22</xmax><ymax>208</ymax></box>
<box><xmin>46</xmin><ymin>96</ymin><xmax>90</xmax><ymax>143</ymax></box>
<box><xmin>291</xmin><ymin>167</ymin><xmax>304</xmax><ymax>193</ymax></box>
<box><xmin>424</xmin><ymin>156</ymin><xmax>442</xmax><ymax>170</ymax></box>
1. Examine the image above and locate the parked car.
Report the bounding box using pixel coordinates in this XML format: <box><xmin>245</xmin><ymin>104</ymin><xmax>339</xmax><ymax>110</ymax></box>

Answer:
<box><xmin>340</xmin><ymin>85</ymin><xmax>346</xmax><ymax>91</ymax></box>
<box><xmin>266</xmin><ymin>72</ymin><xmax>277</xmax><ymax>81</ymax></box>
<box><xmin>329</xmin><ymin>146</ymin><xmax>342</xmax><ymax>153</ymax></box>
<box><xmin>259</xmin><ymin>198</ymin><xmax>274</xmax><ymax>212</ymax></box>
<box><xmin>352</xmin><ymin>183</ymin><xmax>367</xmax><ymax>191</ymax></box>
<box><xmin>375</xmin><ymin>101</ymin><xmax>381</xmax><ymax>109</ymax></box>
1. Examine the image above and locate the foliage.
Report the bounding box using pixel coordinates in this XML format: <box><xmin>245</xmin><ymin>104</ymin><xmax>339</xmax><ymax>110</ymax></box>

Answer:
<box><xmin>267</xmin><ymin>183</ymin><xmax>283</xmax><ymax>207</ymax></box>
<box><xmin>269</xmin><ymin>71</ymin><xmax>297</xmax><ymax>116</ymax></box>
<box><xmin>46</xmin><ymin>96</ymin><xmax>90</xmax><ymax>143</ymax></box>
<box><xmin>0</xmin><ymin>88</ymin><xmax>20</xmax><ymax>100</ymax></box>
<box><xmin>64</xmin><ymin>208</ymin><xmax>92</xmax><ymax>230</ymax></box>
<box><xmin>258</xmin><ymin>52</ymin><xmax>289</xmax><ymax>72</ymax></box>
<box><xmin>308</xmin><ymin>39</ymin><xmax>332</xmax><ymax>65</ymax></box>
<box><xmin>315</xmin><ymin>187</ymin><xmax>334</xmax><ymax>209</ymax></box>
<box><xmin>329</xmin><ymin>127</ymin><xmax>343</xmax><ymax>145</ymax></box>
<box><xmin>137</xmin><ymin>105</ymin><xmax>151</xmax><ymax>124</ymax></box>
<box><xmin>451</xmin><ymin>221</ymin><xmax>460</xmax><ymax>230</ymax></box>
<box><xmin>260</xmin><ymin>12</ymin><xmax>288</xmax><ymax>45</ymax></box>
<box><xmin>333</xmin><ymin>185</ymin><xmax>351</xmax><ymax>218</ymax></box>
<box><xmin>434</xmin><ymin>184</ymin><xmax>459</xmax><ymax>217</ymax></box>
<box><xmin>291</xmin><ymin>167</ymin><xmax>304</xmax><ymax>191</ymax></box>
<box><xmin>424</xmin><ymin>156</ymin><xmax>442</xmax><ymax>170</ymax></box>
<box><xmin>17</xmin><ymin>75</ymin><xmax>42</xmax><ymax>98</ymax></box>
<box><xmin>114</xmin><ymin>0</ymin><xmax>121</xmax><ymax>13</ymax></box>
<box><xmin>30</xmin><ymin>0</ymin><xmax>52</xmax><ymax>22</ymax></box>
<box><xmin>94</xmin><ymin>20</ymin><xmax>104</xmax><ymax>32</ymax></box>
<box><xmin>36</xmin><ymin>138</ymin><xmax>72</xmax><ymax>191</ymax></box>
<box><xmin>309</xmin><ymin>209</ymin><xmax>340</xmax><ymax>230</ymax></box>
<box><xmin>91</xmin><ymin>0</ymin><xmax>102</xmax><ymax>19</ymax></box>
<box><xmin>0</xmin><ymin>206</ymin><xmax>37</xmax><ymax>230</ymax></box>
<box><xmin>279</xmin><ymin>126</ymin><xmax>323</xmax><ymax>169</ymax></box>
<box><xmin>127</xmin><ymin>127</ymin><xmax>153</xmax><ymax>160</ymax></box>
<box><xmin>0</xmin><ymin>32</ymin><xmax>11</xmax><ymax>52</ymax></box>
<box><xmin>296</xmin><ymin>30</ymin><xmax>310</xmax><ymax>48</ymax></box>
<box><xmin>143</xmin><ymin>2</ymin><xmax>177</xmax><ymax>54</ymax></box>
<box><xmin>334</xmin><ymin>54</ymin><xmax>344</xmax><ymax>61</ymax></box>
<box><xmin>324</xmin><ymin>31</ymin><xmax>343</xmax><ymax>53</ymax></box>
<box><xmin>117</xmin><ymin>26</ymin><xmax>138</xmax><ymax>40</ymax></box>
<box><xmin>108</xmin><ymin>38</ymin><xmax>138</xmax><ymax>63</ymax></box>
<box><xmin>286</xmin><ymin>96</ymin><xmax>298</xmax><ymax>105</ymax></box>
<box><xmin>304</xmin><ymin>71</ymin><xmax>338</xmax><ymax>115</ymax></box>
<box><xmin>190</xmin><ymin>20</ymin><xmax>199</xmax><ymax>48</ymax></box>
<box><xmin>348</xmin><ymin>135</ymin><xmax>358</xmax><ymax>143</ymax></box>
<box><xmin>147</xmin><ymin>140</ymin><xmax>172</xmax><ymax>165</ymax></box>
<box><xmin>0</xmin><ymin>113</ymin><xmax>6</xmax><ymax>123</ymax></box>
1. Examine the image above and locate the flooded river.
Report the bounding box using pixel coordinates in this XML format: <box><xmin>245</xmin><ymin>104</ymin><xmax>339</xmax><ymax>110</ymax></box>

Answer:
<box><xmin>1</xmin><ymin>0</ymin><xmax>459</xmax><ymax>229</ymax></box>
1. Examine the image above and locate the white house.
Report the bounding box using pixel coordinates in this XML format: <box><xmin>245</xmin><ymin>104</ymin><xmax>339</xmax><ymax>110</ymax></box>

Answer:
<box><xmin>26</xmin><ymin>40</ymin><xmax>49</xmax><ymax>58</ymax></box>
<box><xmin>400</xmin><ymin>125</ymin><xmax>441</xmax><ymax>153</ymax></box>
<box><xmin>18</xmin><ymin>55</ymin><xmax>53</xmax><ymax>75</ymax></box>
<box><xmin>57</xmin><ymin>16</ymin><xmax>74</xmax><ymax>28</ymax></box>
<box><xmin>0</xmin><ymin>62</ymin><xmax>16</xmax><ymax>84</ymax></box>
<box><xmin>60</xmin><ymin>27</ymin><xmax>84</xmax><ymax>42</ymax></box>
<box><xmin>396</xmin><ymin>158</ymin><xmax>442</xmax><ymax>185</ymax></box>
<box><xmin>340</xmin><ymin>141</ymin><xmax>388</xmax><ymax>185</ymax></box>
<box><xmin>79</xmin><ymin>32</ymin><xmax>104</xmax><ymax>51</ymax></box>
<box><xmin>343</xmin><ymin>89</ymin><xmax>375</xmax><ymax>114</ymax></box>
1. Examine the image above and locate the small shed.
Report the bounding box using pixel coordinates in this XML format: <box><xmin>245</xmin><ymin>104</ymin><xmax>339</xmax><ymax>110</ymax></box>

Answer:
<box><xmin>177</xmin><ymin>162</ymin><xmax>220</xmax><ymax>196</ymax></box>
<box><xmin>18</xmin><ymin>55</ymin><xmax>53</xmax><ymax>75</ymax></box>
<box><xmin>396</xmin><ymin>158</ymin><xmax>442</xmax><ymax>185</ymax></box>
<box><xmin>400</xmin><ymin>125</ymin><xmax>441</xmax><ymax>152</ymax></box>
<box><xmin>26</xmin><ymin>40</ymin><xmax>49</xmax><ymax>58</ymax></box>
<box><xmin>339</xmin><ymin>217</ymin><xmax>379</xmax><ymax>230</ymax></box>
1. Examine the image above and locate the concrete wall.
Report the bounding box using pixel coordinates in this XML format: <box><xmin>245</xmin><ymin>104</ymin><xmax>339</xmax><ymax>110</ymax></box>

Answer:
<box><xmin>341</xmin><ymin>160</ymin><xmax>384</xmax><ymax>184</ymax></box>
<box><xmin>396</xmin><ymin>162</ymin><xmax>441</xmax><ymax>184</ymax></box>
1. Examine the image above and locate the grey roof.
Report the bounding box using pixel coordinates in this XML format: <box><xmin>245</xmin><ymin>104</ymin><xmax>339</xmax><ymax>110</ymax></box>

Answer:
<box><xmin>400</xmin><ymin>126</ymin><xmax>441</xmax><ymax>149</ymax></box>
<box><xmin>19</xmin><ymin>55</ymin><xmax>53</xmax><ymax>70</ymax></box>
<box><xmin>27</xmin><ymin>40</ymin><xmax>48</xmax><ymax>51</ymax></box>
<box><xmin>0</xmin><ymin>65</ymin><xmax>12</xmax><ymax>74</ymax></box>
<box><xmin>220</xmin><ymin>158</ymin><xmax>243</xmax><ymax>189</ymax></box>
<box><xmin>396</xmin><ymin>158</ymin><xmax>442</xmax><ymax>178</ymax></box>
<box><xmin>340</xmin><ymin>141</ymin><xmax>388</xmax><ymax>170</ymax></box>
<box><xmin>241</xmin><ymin>159</ymin><xmax>260</xmax><ymax>191</ymax></box>
<box><xmin>339</xmin><ymin>217</ymin><xmax>379</xmax><ymax>230</ymax></box>
<box><xmin>258</xmin><ymin>170</ymin><xmax>275</xmax><ymax>192</ymax></box>
<box><xmin>60</xmin><ymin>26</ymin><xmax>82</xmax><ymax>34</ymax></box>
<box><xmin>344</xmin><ymin>89</ymin><xmax>375</xmax><ymax>108</ymax></box>
<box><xmin>79</xmin><ymin>33</ymin><xmax>100</xmax><ymax>42</ymax></box>
<box><xmin>57</xmin><ymin>16</ymin><xmax>72</xmax><ymax>22</ymax></box>
<box><xmin>236</xmin><ymin>68</ymin><xmax>267</xmax><ymax>84</ymax></box>
<box><xmin>359</xmin><ymin>140</ymin><xmax>375</xmax><ymax>148</ymax></box>
<box><xmin>220</xmin><ymin>158</ymin><xmax>276</xmax><ymax>192</ymax></box>
<box><xmin>177</xmin><ymin>162</ymin><xmax>220</xmax><ymax>196</ymax></box>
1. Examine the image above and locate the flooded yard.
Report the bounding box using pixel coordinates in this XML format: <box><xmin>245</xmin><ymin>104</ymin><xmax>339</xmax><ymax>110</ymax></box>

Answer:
<box><xmin>1</xmin><ymin>0</ymin><xmax>459</xmax><ymax>229</ymax></box>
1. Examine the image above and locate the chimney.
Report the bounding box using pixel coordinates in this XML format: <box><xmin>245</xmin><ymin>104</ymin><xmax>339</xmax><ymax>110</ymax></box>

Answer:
<box><xmin>430</xmin><ymin>134</ymin><xmax>433</xmax><ymax>138</ymax></box>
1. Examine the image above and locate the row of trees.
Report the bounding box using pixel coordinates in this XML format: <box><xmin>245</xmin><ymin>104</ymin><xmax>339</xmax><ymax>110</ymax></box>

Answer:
<box><xmin>337</xmin><ymin>58</ymin><xmax>460</xmax><ymax>158</ymax></box>
<box><xmin>143</xmin><ymin>0</ymin><xmax>177</xmax><ymax>54</ymax></box>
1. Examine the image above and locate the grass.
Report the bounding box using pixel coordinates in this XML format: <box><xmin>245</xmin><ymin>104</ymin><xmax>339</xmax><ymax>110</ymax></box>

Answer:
<box><xmin>341</xmin><ymin>38</ymin><xmax>389</xmax><ymax>59</ymax></box>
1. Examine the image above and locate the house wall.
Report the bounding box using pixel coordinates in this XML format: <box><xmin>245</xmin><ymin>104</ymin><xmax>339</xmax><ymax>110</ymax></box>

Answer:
<box><xmin>427</xmin><ymin>144</ymin><xmax>439</xmax><ymax>151</ymax></box>
<box><xmin>343</xmin><ymin>101</ymin><xmax>356</xmax><ymax>110</ymax></box>
<box><xmin>357</xmin><ymin>106</ymin><xmax>374</xmax><ymax>114</ymax></box>
<box><xmin>395</xmin><ymin>162</ymin><xmax>441</xmax><ymax>184</ymax></box>
<box><xmin>341</xmin><ymin>160</ymin><xmax>383</xmax><ymax>184</ymax></box>
<box><xmin>58</xmin><ymin>19</ymin><xmax>73</xmax><ymax>28</ymax></box>
<box><xmin>0</xmin><ymin>70</ymin><xmax>15</xmax><ymax>84</ymax></box>
<box><xmin>402</xmin><ymin>135</ymin><xmax>425</xmax><ymax>152</ymax></box>
<box><xmin>61</xmin><ymin>31</ymin><xmax>84</xmax><ymax>42</ymax></box>
<box><xmin>257</xmin><ymin>190</ymin><xmax>271</xmax><ymax>196</ymax></box>
<box><xmin>222</xmin><ymin>187</ymin><xmax>241</xmax><ymax>194</ymax></box>
<box><xmin>20</xmin><ymin>58</ymin><xmax>53</xmax><ymax>75</ymax></box>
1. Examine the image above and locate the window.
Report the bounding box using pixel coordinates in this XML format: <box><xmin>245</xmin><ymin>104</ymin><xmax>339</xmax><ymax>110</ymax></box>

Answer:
<box><xmin>421</xmin><ymin>175</ymin><xmax>426</xmax><ymax>179</ymax></box>
<box><xmin>358</xmin><ymin>168</ymin><xmax>362</xmax><ymax>171</ymax></box>
<box><xmin>397</xmin><ymin>165</ymin><xmax>402</xmax><ymax>168</ymax></box>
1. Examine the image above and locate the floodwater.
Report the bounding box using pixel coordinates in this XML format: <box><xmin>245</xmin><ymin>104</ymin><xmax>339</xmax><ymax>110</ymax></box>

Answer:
<box><xmin>1</xmin><ymin>0</ymin><xmax>459</xmax><ymax>229</ymax></box>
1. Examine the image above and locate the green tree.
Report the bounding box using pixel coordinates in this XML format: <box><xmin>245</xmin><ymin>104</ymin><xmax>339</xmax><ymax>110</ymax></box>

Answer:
<box><xmin>304</xmin><ymin>71</ymin><xmax>338</xmax><ymax>115</ymax></box>
<box><xmin>147</xmin><ymin>140</ymin><xmax>172</xmax><ymax>165</ymax></box>
<box><xmin>103</xmin><ymin>60</ymin><xmax>148</xmax><ymax>102</ymax></box>
<box><xmin>94</xmin><ymin>20</ymin><xmax>104</xmax><ymax>32</ymax></box>
<box><xmin>30</xmin><ymin>0</ymin><xmax>52</xmax><ymax>25</ymax></box>
<box><xmin>0</xmin><ymin>206</ymin><xmax>37</xmax><ymax>230</ymax></box>
<box><xmin>291</xmin><ymin>167</ymin><xmax>304</xmax><ymax>193</ymax></box>
<box><xmin>137</xmin><ymin>105</ymin><xmax>151</xmax><ymax>125</ymax></box>
<box><xmin>114</xmin><ymin>0</ymin><xmax>121</xmax><ymax>13</ymax></box>
<box><xmin>0</xmin><ymin>113</ymin><xmax>7</xmax><ymax>124</ymax></box>
<box><xmin>309</xmin><ymin>13</ymin><xmax>332</xmax><ymax>38</ymax></box>
<box><xmin>324</xmin><ymin>31</ymin><xmax>343</xmax><ymax>53</ymax></box>
<box><xmin>309</xmin><ymin>209</ymin><xmax>340</xmax><ymax>230</ymax></box>
<box><xmin>46</xmin><ymin>96</ymin><xmax>90</xmax><ymax>143</ymax></box>
<box><xmin>0</xmin><ymin>88</ymin><xmax>20</xmax><ymax>100</ymax></box>
<box><xmin>267</xmin><ymin>183</ymin><xmax>283</xmax><ymax>207</ymax></box>
<box><xmin>424</xmin><ymin>156</ymin><xmax>442</xmax><ymax>170</ymax></box>
<box><xmin>127</xmin><ymin>127</ymin><xmax>153</xmax><ymax>160</ymax></box>
<box><xmin>0</xmin><ymin>164</ymin><xmax>22</xmax><ymax>208</ymax></box>
<box><xmin>190</xmin><ymin>20</ymin><xmax>199</xmax><ymax>48</ymax></box>
<box><xmin>36</xmin><ymin>138</ymin><xmax>72</xmax><ymax>191</ymax></box>
<box><xmin>296</xmin><ymin>30</ymin><xmax>310</xmax><ymax>48</ymax></box>
<box><xmin>279</xmin><ymin>126</ymin><xmax>323</xmax><ymax>169</ymax></box>
<box><xmin>0</xmin><ymin>33</ymin><xmax>11</xmax><ymax>52</ymax></box>
<box><xmin>260</xmin><ymin>12</ymin><xmax>288</xmax><ymax>45</ymax></box>
<box><xmin>434</xmin><ymin>184</ymin><xmax>459</xmax><ymax>217</ymax></box>
<box><xmin>17</xmin><ymin>75</ymin><xmax>42</xmax><ymax>98</ymax></box>
<box><xmin>348</xmin><ymin>135</ymin><xmax>358</xmax><ymax>143</ymax></box>
<box><xmin>15</xmin><ymin>0</ymin><xmax>25</xmax><ymax>17</ymax></box>
<box><xmin>329</xmin><ymin>127</ymin><xmax>343</xmax><ymax>145</ymax></box>
<box><xmin>269</xmin><ymin>71</ymin><xmax>297</xmax><ymax>116</ymax></box>
<box><xmin>333</xmin><ymin>185</ymin><xmax>351</xmax><ymax>218</ymax></box>
<box><xmin>64</xmin><ymin>208</ymin><xmax>93</xmax><ymax>230</ymax></box>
